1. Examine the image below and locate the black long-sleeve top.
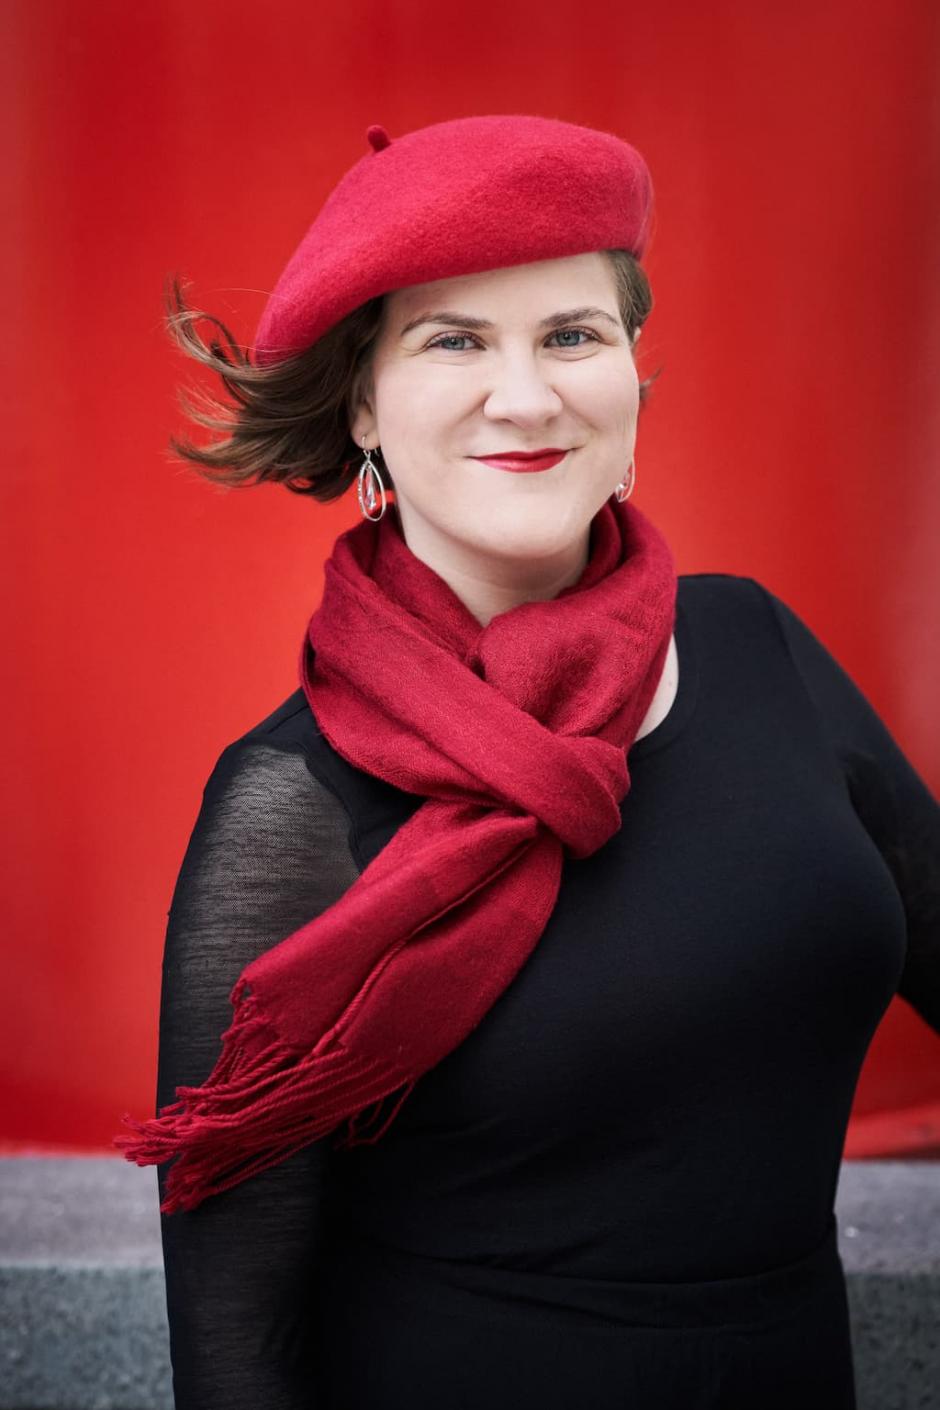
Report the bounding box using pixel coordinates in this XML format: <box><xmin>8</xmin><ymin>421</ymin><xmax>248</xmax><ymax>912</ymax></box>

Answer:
<box><xmin>154</xmin><ymin>574</ymin><xmax>939</xmax><ymax>1408</ymax></box>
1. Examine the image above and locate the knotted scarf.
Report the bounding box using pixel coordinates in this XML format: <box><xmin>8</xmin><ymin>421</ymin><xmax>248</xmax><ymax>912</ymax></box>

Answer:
<box><xmin>116</xmin><ymin>495</ymin><xmax>677</xmax><ymax>1213</ymax></box>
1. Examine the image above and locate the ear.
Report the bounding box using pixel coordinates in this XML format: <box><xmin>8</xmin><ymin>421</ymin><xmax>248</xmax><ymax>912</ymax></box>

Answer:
<box><xmin>349</xmin><ymin>368</ymin><xmax>378</xmax><ymax>449</ymax></box>
<box><xmin>349</xmin><ymin>409</ymin><xmax>376</xmax><ymax>450</ymax></box>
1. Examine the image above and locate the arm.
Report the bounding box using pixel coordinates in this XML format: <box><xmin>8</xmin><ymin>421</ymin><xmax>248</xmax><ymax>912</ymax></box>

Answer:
<box><xmin>753</xmin><ymin>580</ymin><xmax>940</xmax><ymax>1035</ymax></box>
<box><xmin>155</xmin><ymin>737</ymin><xmax>361</xmax><ymax>1408</ymax></box>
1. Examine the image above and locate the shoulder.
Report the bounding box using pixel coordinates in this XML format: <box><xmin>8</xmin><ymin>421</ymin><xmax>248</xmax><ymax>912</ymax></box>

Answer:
<box><xmin>197</xmin><ymin>688</ymin><xmax>348</xmax><ymax>827</ymax></box>
<box><xmin>674</xmin><ymin>573</ymin><xmax>898</xmax><ymax>760</ymax></box>
<box><xmin>676</xmin><ymin>571</ymin><xmax>790</xmax><ymax>642</ymax></box>
<box><xmin>230</xmin><ymin>687</ymin><xmax>322</xmax><ymax>755</ymax></box>
<box><xmin>673</xmin><ymin>573</ymin><xmax>829</xmax><ymax>700</ymax></box>
<box><xmin>677</xmin><ymin>569</ymin><xmax>774</xmax><ymax>607</ymax></box>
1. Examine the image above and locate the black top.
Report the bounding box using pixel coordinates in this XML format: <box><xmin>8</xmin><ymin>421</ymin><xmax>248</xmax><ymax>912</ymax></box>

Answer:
<box><xmin>155</xmin><ymin>573</ymin><xmax>939</xmax><ymax>1409</ymax></box>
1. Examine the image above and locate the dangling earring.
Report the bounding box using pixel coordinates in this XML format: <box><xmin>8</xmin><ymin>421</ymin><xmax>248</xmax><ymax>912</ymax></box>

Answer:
<box><xmin>357</xmin><ymin>436</ymin><xmax>388</xmax><ymax>522</ymax></box>
<box><xmin>614</xmin><ymin>457</ymin><xmax>636</xmax><ymax>502</ymax></box>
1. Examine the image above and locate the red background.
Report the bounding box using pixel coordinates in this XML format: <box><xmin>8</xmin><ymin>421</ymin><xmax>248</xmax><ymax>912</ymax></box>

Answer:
<box><xmin>3</xmin><ymin>0</ymin><xmax>938</xmax><ymax>1155</ymax></box>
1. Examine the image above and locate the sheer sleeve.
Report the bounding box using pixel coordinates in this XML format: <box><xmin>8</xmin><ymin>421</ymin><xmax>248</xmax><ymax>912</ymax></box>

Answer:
<box><xmin>155</xmin><ymin>736</ymin><xmax>362</xmax><ymax>1409</ymax></box>
<box><xmin>753</xmin><ymin>580</ymin><xmax>940</xmax><ymax>1036</ymax></box>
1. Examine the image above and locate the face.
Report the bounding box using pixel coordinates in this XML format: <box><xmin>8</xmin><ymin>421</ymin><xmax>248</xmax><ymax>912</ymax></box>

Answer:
<box><xmin>350</xmin><ymin>251</ymin><xmax>639</xmax><ymax>592</ymax></box>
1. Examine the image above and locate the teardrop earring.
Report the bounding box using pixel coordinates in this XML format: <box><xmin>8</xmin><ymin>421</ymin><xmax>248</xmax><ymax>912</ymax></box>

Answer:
<box><xmin>614</xmin><ymin>457</ymin><xmax>636</xmax><ymax>502</ymax></box>
<box><xmin>357</xmin><ymin>437</ymin><xmax>388</xmax><ymax>522</ymax></box>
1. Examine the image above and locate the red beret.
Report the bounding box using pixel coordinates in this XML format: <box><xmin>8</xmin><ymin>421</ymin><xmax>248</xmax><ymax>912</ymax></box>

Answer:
<box><xmin>252</xmin><ymin>114</ymin><xmax>654</xmax><ymax>366</ymax></box>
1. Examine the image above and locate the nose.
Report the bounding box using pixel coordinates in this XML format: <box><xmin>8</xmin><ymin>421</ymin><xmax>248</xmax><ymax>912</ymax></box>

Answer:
<box><xmin>481</xmin><ymin>351</ymin><xmax>564</xmax><ymax>424</ymax></box>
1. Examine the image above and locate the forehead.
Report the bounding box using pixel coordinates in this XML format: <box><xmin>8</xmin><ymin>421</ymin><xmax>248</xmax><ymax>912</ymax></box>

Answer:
<box><xmin>386</xmin><ymin>251</ymin><xmax>615</xmax><ymax>319</ymax></box>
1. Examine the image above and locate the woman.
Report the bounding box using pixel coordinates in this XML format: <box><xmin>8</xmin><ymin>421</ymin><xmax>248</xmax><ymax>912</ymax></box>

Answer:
<box><xmin>117</xmin><ymin>116</ymin><xmax>939</xmax><ymax>1409</ymax></box>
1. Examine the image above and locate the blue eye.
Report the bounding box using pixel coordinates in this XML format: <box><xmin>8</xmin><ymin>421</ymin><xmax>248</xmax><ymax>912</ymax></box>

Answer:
<box><xmin>425</xmin><ymin>326</ymin><xmax>600</xmax><ymax>352</ymax></box>
<box><xmin>549</xmin><ymin>328</ymin><xmax>598</xmax><ymax>348</ymax></box>
<box><xmin>427</xmin><ymin>333</ymin><xmax>477</xmax><ymax>351</ymax></box>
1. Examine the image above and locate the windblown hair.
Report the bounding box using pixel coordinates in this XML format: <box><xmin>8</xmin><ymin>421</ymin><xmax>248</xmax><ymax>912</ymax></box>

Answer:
<box><xmin>162</xmin><ymin>249</ymin><xmax>661</xmax><ymax>502</ymax></box>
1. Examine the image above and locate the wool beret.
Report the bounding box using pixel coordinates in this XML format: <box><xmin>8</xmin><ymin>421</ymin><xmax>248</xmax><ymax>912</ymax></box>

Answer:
<box><xmin>252</xmin><ymin>114</ymin><xmax>654</xmax><ymax>366</ymax></box>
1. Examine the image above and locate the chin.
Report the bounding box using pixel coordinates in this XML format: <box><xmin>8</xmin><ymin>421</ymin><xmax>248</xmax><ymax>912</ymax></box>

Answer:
<box><xmin>466</xmin><ymin>516</ymin><xmax>587</xmax><ymax>562</ymax></box>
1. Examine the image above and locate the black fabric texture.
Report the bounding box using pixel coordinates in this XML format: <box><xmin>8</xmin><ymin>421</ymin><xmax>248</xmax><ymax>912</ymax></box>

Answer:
<box><xmin>154</xmin><ymin>572</ymin><xmax>939</xmax><ymax>1408</ymax></box>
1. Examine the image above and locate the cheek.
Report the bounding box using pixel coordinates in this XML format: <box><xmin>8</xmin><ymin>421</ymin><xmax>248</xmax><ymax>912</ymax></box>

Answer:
<box><xmin>579</xmin><ymin>360</ymin><xmax>639</xmax><ymax>419</ymax></box>
<box><xmin>555</xmin><ymin>353</ymin><xmax>637</xmax><ymax>418</ymax></box>
<box><xmin>375</xmin><ymin>364</ymin><xmax>459</xmax><ymax>434</ymax></box>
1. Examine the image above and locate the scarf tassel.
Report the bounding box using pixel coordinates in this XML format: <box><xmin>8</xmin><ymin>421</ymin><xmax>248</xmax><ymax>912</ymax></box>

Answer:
<box><xmin>113</xmin><ymin>975</ymin><xmax>417</xmax><ymax>1214</ymax></box>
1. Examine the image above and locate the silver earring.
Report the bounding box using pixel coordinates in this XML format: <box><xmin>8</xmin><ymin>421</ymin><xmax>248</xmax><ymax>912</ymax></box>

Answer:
<box><xmin>614</xmin><ymin>457</ymin><xmax>636</xmax><ymax>502</ymax></box>
<box><xmin>357</xmin><ymin>437</ymin><xmax>387</xmax><ymax>522</ymax></box>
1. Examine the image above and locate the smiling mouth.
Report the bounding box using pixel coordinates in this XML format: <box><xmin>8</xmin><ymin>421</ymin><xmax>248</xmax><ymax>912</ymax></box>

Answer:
<box><xmin>474</xmin><ymin>447</ymin><xmax>569</xmax><ymax>457</ymax></box>
<box><xmin>470</xmin><ymin>449</ymin><xmax>571</xmax><ymax>474</ymax></box>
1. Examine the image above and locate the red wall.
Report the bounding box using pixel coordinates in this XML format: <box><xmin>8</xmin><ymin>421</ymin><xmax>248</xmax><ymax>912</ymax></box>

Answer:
<box><xmin>3</xmin><ymin>0</ymin><xmax>937</xmax><ymax>1153</ymax></box>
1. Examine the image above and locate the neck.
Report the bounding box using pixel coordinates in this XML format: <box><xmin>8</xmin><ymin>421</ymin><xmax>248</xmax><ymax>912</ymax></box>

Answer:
<box><xmin>391</xmin><ymin>503</ymin><xmax>592</xmax><ymax>628</ymax></box>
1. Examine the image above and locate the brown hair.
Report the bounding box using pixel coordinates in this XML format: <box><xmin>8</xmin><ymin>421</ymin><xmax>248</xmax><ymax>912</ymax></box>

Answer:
<box><xmin>162</xmin><ymin>249</ymin><xmax>661</xmax><ymax>502</ymax></box>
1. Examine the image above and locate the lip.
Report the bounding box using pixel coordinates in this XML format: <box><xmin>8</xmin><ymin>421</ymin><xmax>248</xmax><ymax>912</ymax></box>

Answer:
<box><xmin>471</xmin><ymin>449</ymin><xmax>569</xmax><ymax>473</ymax></box>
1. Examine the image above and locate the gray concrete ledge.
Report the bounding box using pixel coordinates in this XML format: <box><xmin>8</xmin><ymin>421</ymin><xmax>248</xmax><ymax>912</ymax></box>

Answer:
<box><xmin>0</xmin><ymin>1157</ymin><xmax>937</xmax><ymax>1409</ymax></box>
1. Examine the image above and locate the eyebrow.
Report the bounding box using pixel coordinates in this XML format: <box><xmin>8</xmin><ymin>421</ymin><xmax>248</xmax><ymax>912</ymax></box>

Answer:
<box><xmin>399</xmin><ymin>305</ymin><xmax>622</xmax><ymax>337</ymax></box>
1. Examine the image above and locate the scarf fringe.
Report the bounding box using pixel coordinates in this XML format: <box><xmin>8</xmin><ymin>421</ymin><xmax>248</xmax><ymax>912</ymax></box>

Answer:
<box><xmin>113</xmin><ymin>976</ymin><xmax>416</xmax><ymax>1213</ymax></box>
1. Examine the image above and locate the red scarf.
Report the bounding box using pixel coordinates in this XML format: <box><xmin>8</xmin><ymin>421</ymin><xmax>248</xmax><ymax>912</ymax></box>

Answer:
<box><xmin>116</xmin><ymin>496</ymin><xmax>677</xmax><ymax>1213</ymax></box>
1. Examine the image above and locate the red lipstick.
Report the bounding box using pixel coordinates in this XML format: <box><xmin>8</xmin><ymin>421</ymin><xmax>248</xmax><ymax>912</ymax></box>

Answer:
<box><xmin>471</xmin><ymin>448</ymin><xmax>569</xmax><ymax>474</ymax></box>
